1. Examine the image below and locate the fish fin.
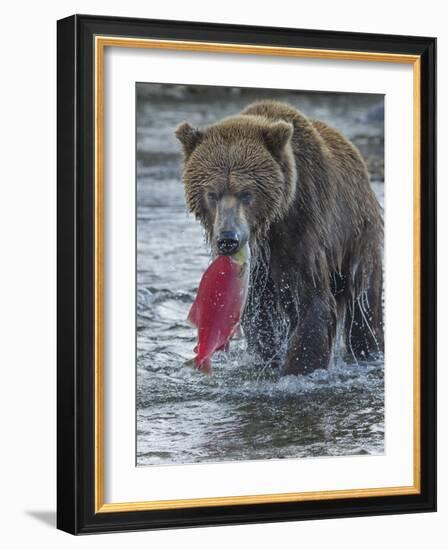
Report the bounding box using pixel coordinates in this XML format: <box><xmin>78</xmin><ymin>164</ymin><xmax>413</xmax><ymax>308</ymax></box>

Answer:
<box><xmin>187</xmin><ymin>300</ymin><xmax>199</xmax><ymax>327</ymax></box>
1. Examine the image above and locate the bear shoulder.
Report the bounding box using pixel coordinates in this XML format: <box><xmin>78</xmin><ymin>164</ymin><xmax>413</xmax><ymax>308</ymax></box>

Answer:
<box><xmin>241</xmin><ymin>100</ymin><xmax>330</xmax><ymax>156</ymax></box>
<box><xmin>241</xmin><ymin>100</ymin><xmax>309</xmax><ymax>128</ymax></box>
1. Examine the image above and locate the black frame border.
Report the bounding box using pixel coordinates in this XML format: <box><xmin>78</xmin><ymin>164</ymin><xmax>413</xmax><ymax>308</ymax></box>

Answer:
<box><xmin>57</xmin><ymin>14</ymin><xmax>436</xmax><ymax>535</ymax></box>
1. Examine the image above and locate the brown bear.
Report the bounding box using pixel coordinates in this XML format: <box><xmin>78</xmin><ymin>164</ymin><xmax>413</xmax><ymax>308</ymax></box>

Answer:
<box><xmin>176</xmin><ymin>100</ymin><xmax>383</xmax><ymax>375</ymax></box>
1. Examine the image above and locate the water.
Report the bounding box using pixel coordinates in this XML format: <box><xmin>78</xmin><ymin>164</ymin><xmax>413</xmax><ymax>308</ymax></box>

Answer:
<box><xmin>136</xmin><ymin>84</ymin><xmax>385</xmax><ymax>466</ymax></box>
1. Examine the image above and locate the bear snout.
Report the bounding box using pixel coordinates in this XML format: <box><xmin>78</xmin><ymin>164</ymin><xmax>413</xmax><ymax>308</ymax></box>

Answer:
<box><xmin>216</xmin><ymin>231</ymin><xmax>240</xmax><ymax>255</ymax></box>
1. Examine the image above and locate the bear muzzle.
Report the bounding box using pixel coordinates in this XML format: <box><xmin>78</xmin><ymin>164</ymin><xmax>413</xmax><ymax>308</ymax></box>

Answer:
<box><xmin>216</xmin><ymin>231</ymin><xmax>240</xmax><ymax>255</ymax></box>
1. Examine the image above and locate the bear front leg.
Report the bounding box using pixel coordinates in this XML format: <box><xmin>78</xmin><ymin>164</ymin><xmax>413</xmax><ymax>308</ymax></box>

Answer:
<box><xmin>242</xmin><ymin>270</ymin><xmax>285</xmax><ymax>368</ymax></box>
<box><xmin>242</xmin><ymin>300</ymin><xmax>283</xmax><ymax>368</ymax></box>
<box><xmin>282</xmin><ymin>294</ymin><xmax>336</xmax><ymax>376</ymax></box>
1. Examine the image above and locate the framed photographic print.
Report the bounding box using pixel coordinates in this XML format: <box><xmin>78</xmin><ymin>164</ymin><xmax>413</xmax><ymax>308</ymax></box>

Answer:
<box><xmin>57</xmin><ymin>14</ymin><xmax>436</xmax><ymax>534</ymax></box>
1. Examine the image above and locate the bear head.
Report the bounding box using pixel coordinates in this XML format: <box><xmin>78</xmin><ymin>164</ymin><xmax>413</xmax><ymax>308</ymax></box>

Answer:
<box><xmin>175</xmin><ymin>115</ymin><xmax>297</xmax><ymax>255</ymax></box>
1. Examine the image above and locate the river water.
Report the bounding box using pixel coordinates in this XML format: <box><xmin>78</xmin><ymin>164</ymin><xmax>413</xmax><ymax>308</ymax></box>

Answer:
<box><xmin>136</xmin><ymin>84</ymin><xmax>385</xmax><ymax>466</ymax></box>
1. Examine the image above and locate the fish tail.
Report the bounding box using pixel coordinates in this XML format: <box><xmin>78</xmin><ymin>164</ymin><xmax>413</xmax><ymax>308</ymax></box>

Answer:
<box><xmin>199</xmin><ymin>357</ymin><xmax>212</xmax><ymax>374</ymax></box>
<box><xmin>183</xmin><ymin>357</ymin><xmax>197</xmax><ymax>369</ymax></box>
<box><xmin>183</xmin><ymin>356</ymin><xmax>212</xmax><ymax>375</ymax></box>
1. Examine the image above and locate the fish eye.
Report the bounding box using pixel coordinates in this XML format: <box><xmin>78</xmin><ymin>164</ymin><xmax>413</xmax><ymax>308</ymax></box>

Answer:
<box><xmin>239</xmin><ymin>191</ymin><xmax>253</xmax><ymax>205</ymax></box>
<box><xmin>207</xmin><ymin>191</ymin><xmax>218</xmax><ymax>203</ymax></box>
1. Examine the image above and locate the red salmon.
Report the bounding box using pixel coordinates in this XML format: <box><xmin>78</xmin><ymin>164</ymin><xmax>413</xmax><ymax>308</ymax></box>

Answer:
<box><xmin>185</xmin><ymin>245</ymin><xmax>250</xmax><ymax>373</ymax></box>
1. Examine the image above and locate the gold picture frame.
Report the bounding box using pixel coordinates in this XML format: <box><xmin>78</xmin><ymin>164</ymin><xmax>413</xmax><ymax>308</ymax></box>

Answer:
<box><xmin>57</xmin><ymin>14</ymin><xmax>436</xmax><ymax>534</ymax></box>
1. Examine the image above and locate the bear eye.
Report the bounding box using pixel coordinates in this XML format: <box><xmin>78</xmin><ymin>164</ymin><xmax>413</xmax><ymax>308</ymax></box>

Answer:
<box><xmin>207</xmin><ymin>191</ymin><xmax>218</xmax><ymax>203</ymax></box>
<box><xmin>239</xmin><ymin>191</ymin><xmax>253</xmax><ymax>205</ymax></box>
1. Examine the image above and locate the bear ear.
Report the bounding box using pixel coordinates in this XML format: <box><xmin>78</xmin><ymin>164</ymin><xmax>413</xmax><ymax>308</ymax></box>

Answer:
<box><xmin>175</xmin><ymin>122</ymin><xmax>203</xmax><ymax>159</ymax></box>
<box><xmin>262</xmin><ymin>121</ymin><xmax>294</xmax><ymax>159</ymax></box>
